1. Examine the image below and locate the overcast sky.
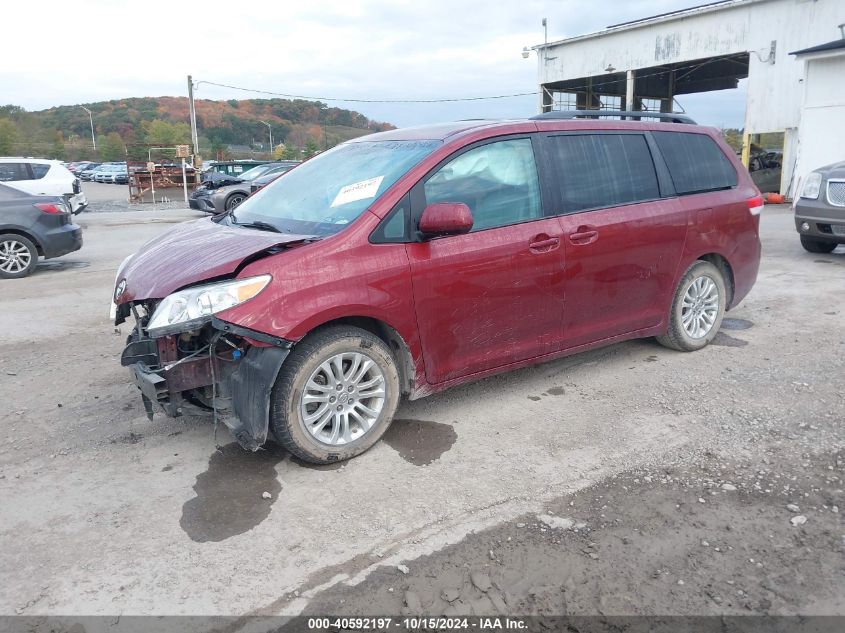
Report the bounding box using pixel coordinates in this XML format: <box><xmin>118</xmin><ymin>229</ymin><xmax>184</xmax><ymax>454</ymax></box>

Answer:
<box><xmin>2</xmin><ymin>0</ymin><xmax>746</xmax><ymax>128</ymax></box>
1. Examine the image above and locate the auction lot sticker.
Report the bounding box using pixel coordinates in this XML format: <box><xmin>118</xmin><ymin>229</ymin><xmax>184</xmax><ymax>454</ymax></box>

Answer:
<box><xmin>331</xmin><ymin>176</ymin><xmax>384</xmax><ymax>207</ymax></box>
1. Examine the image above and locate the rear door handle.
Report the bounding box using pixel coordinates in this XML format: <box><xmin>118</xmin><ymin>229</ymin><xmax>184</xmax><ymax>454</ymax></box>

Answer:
<box><xmin>569</xmin><ymin>230</ymin><xmax>598</xmax><ymax>244</ymax></box>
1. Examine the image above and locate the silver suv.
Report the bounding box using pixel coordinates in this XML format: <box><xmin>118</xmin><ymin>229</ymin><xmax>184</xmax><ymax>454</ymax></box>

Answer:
<box><xmin>794</xmin><ymin>160</ymin><xmax>845</xmax><ymax>253</ymax></box>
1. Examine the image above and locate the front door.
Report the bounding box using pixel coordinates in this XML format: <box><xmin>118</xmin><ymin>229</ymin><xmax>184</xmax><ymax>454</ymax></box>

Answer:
<box><xmin>406</xmin><ymin>137</ymin><xmax>566</xmax><ymax>384</ymax></box>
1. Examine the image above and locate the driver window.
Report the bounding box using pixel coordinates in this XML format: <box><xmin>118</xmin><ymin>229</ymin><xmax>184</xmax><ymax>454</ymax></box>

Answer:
<box><xmin>424</xmin><ymin>138</ymin><xmax>542</xmax><ymax>231</ymax></box>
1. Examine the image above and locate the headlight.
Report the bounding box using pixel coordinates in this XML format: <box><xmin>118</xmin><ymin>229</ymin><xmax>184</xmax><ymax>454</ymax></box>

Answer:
<box><xmin>146</xmin><ymin>275</ymin><xmax>271</xmax><ymax>338</ymax></box>
<box><xmin>801</xmin><ymin>172</ymin><xmax>822</xmax><ymax>200</ymax></box>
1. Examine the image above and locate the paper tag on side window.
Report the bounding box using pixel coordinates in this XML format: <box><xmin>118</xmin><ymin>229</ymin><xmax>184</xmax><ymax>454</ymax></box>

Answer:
<box><xmin>331</xmin><ymin>176</ymin><xmax>384</xmax><ymax>208</ymax></box>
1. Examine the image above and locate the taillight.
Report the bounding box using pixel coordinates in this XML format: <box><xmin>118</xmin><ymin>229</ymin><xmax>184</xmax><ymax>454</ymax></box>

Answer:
<box><xmin>35</xmin><ymin>203</ymin><xmax>66</xmax><ymax>214</ymax></box>
<box><xmin>747</xmin><ymin>194</ymin><xmax>764</xmax><ymax>216</ymax></box>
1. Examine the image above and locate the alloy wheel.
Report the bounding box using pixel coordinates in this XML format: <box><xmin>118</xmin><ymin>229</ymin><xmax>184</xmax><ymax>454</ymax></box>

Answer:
<box><xmin>300</xmin><ymin>352</ymin><xmax>386</xmax><ymax>446</ymax></box>
<box><xmin>681</xmin><ymin>275</ymin><xmax>719</xmax><ymax>339</ymax></box>
<box><xmin>0</xmin><ymin>239</ymin><xmax>33</xmax><ymax>275</ymax></box>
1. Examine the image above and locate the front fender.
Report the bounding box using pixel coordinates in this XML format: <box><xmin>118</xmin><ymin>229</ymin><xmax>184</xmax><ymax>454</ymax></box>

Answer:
<box><xmin>226</xmin><ymin>344</ymin><xmax>290</xmax><ymax>451</ymax></box>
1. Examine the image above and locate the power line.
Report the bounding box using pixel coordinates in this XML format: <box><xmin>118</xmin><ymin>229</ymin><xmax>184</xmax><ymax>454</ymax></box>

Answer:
<box><xmin>194</xmin><ymin>80</ymin><xmax>539</xmax><ymax>104</ymax></box>
<box><xmin>195</xmin><ymin>57</ymin><xmax>736</xmax><ymax>107</ymax></box>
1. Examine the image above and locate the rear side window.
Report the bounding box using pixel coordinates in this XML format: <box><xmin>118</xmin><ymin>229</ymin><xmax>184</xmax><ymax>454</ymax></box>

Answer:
<box><xmin>29</xmin><ymin>163</ymin><xmax>50</xmax><ymax>179</ymax></box>
<box><xmin>0</xmin><ymin>163</ymin><xmax>29</xmax><ymax>182</ymax></box>
<box><xmin>652</xmin><ymin>131</ymin><xmax>737</xmax><ymax>195</ymax></box>
<box><xmin>547</xmin><ymin>134</ymin><xmax>660</xmax><ymax>213</ymax></box>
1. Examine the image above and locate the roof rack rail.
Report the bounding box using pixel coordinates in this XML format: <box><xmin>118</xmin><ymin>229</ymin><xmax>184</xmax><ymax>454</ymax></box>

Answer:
<box><xmin>531</xmin><ymin>110</ymin><xmax>696</xmax><ymax>124</ymax></box>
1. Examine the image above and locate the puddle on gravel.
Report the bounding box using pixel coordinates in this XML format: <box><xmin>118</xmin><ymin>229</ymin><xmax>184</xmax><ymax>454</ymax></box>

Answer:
<box><xmin>383</xmin><ymin>419</ymin><xmax>457</xmax><ymax>466</ymax></box>
<box><xmin>180</xmin><ymin>443</ymin><xmax>284</xmax><ymax>543</ymax></box>
<box><xmin>546</xmin><ymin>386</ymin><xmax>566</xmax><ymax>396</ymax></box>
<box><xmin>711</xmin><ymin>332</ymin><xmax>749</xmax><ymax>348</ymax></box>
<box><xmin>721</xmin><ymin>318</ymin><xmax>754</xmax><ymax>331</ymax></box>
<box><xmin>527</xmin><ymin>395</ymin><xmax>542</xmax><ymax>401</ymax></box>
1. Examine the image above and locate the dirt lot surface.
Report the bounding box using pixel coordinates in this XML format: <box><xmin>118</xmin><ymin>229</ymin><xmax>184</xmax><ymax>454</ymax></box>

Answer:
<box><xmin>0</xmin><ymin>205</ymin><xmax>843</xmax><ymax>624</ymax></box>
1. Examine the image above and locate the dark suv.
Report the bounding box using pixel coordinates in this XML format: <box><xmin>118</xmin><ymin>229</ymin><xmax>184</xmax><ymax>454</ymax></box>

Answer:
<box><xmin>113</xmin><ymin>112</ymin><xmax>762</xmax><ymax>463</ymax></box>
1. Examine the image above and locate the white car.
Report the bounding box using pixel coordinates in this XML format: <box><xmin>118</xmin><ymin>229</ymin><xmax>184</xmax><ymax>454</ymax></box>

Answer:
<box><xmin>0</xmin><ymin>158</ymin><xmax>88</xmax><ymax>214</ymax></box>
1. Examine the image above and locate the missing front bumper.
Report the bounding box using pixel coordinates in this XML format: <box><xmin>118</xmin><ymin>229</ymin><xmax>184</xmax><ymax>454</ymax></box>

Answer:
<box><xmin>123</xmin><ymin>323</ymin><xmax>291</xmax><ymax>451</ymax></box>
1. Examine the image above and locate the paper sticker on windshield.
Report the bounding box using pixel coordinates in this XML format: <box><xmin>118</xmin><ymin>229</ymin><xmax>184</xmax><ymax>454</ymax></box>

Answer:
<box><xmin>331</xmin><ymin>176</ymin><xmax>384</xmax><ymax>208</ymax></box>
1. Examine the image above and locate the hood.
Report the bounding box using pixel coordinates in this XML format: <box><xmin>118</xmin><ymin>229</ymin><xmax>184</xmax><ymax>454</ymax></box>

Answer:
<box><xmin>201</xmin><ymin>171</ymin><xmax>243</xmax><ymax>189</ymax></box>
<box><xmin>821</xmin><ymin>160</ymin><xmax>845</xmax><ymax>179</ymax></box>
<box><xmin>117</xmin><ymin>218</ymin><xmax>315</xmax><ymax>302</ymax></box>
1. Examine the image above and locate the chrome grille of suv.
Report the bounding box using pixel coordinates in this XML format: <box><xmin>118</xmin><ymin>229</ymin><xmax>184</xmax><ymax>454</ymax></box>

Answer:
<box><xmin>828</xmin><ymin>181</ymin><xmax>845</xmax><ymax>207</ymax></box>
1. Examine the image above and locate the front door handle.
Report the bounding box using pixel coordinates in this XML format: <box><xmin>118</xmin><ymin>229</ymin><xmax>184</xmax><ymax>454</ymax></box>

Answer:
<box><xmin>569</xmin><ymin>229</ymin><xmax>598</xmax><ymax>245</ymax></box>
<box><xmin>529</xmin><ymin>236</ymin><xmax>560</xmax><ymax>252</ymax></box>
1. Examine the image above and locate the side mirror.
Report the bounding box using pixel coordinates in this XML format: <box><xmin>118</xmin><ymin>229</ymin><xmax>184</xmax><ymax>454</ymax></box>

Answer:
<box><xmin>419</xmin><ymin>202</ymin><xmax>473</xmax><ymax>237</ymax></box>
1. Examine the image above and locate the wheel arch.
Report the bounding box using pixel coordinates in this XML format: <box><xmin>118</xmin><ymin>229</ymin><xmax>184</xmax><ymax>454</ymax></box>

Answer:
<box><xmin>696</xmin><ymin>252</ymin><xmax>735</xmax><ymax>308</ymax></box>
<box><xmin>301</xmin><ymin>315</ymin><xmax>417</xmax><ymax>397</ymax></box>
<box><xmin>0</xmin><ymin>229</ymin><xmax>43</xmax><ymax>256</ymax></box>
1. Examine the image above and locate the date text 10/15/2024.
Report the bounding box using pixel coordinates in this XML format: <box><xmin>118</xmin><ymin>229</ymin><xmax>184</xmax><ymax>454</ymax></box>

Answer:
<box><xmin>307</xmin><ymin>617</ymin><xmax>528</xmax><ymax>630</ymax></box>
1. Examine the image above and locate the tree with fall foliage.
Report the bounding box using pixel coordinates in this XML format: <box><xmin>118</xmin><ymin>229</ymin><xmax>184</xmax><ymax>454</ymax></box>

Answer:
<box><xmin>0</xmin><ymin>118</ymin><xmax>19</xmax><ymax>154</ymax></box>
<box><xmin>99</xmin><ymin>132</ymin><xmax>126</xmax><ymax>161</ymax></box>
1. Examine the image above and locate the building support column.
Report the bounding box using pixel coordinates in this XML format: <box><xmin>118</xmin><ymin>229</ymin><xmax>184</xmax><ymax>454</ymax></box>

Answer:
<box><xmin>625</xmin><ymin>70</ymin><xmax>635</xmax><ymax>113</ymax></box>
<box><xmin>540</xmin><ymin>85</ymin><xmax>553</xmax><ymax>113</ymax></box>
<box><xmin>741</xmin><ymin>132</ymin><xmax>752</xmax><ymax>168</ymax></box>
<box><xmin>660</xmin><ymin>70</ymin><xmax>676</xmax><ymax>112</ymax></box>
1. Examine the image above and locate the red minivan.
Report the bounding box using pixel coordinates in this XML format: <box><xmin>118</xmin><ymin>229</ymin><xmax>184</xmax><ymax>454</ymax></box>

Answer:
<box><xmin>113</xmin><ymin>112</ymin><xmax>762</xmax><ymax>463</ymax></box>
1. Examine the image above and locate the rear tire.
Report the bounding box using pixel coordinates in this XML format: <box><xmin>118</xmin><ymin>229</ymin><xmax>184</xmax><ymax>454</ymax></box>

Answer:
<box><xmin>270</xmin><ymin>326</ymin><xmax>401</xmax><ymax>464</ymax></box>
<box><xmin>800</xmin><ymin>235</ymin><xmax>837</xmax><ymax>254</ymax></box>
<box><xmin>0</xmin><ymin>234</ymin><xmax>38</xmax><ymax>279</ymax></box>
<box><xmin>656</xmin><ymin>260</ymin><xmax>726</xmax><ymax>352</ymax></box>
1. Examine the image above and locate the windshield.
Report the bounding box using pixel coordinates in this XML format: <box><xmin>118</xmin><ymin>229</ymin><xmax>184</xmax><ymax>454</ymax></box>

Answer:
<box><xmin>230</xmin><ymin>140</ymin><xmax>441</xmax><ymax>236</ymax></box>
<box><xmin>236</xmin><ymin>164</ymin><xmax>274</xmax><ymax>181</ymax></box>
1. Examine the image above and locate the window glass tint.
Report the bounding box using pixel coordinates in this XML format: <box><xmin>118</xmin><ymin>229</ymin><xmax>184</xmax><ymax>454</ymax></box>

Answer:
<box><xmin>372</xmin><ymin>195</ymin><xmax>409</xmax><ymax>243</ymax></box>
<box><xmin>653</xmin><ymin>131</ymin><xmax>737</xmax><ymax>195</ymax></box>
<box><xmin>233</xmin><ymin>140</ymin><xmax>440</xmax><ymax>237</ymax></box>
<box><xmin>424</xmin><ymin>138</ymin><xmax>541</xmax><ymax>231</ymax></box>
<box><xmin>547</xmin><ymin>134</ymin><xmax>660</xmax><ymax>212</ymax></box>
<box><xmin>381</xmin><ymin>203</ymin><xmax>406</xmax><ymax>240</ymax></box>
<box><xmin>0</xmin><ymin>163</ymin><xmax>29</xmax><ymax>182</ymax></box>
<box><xmin>29</xmin><ymin>163</ymin><xmax>50</xmax><ymax>179</ymax></box>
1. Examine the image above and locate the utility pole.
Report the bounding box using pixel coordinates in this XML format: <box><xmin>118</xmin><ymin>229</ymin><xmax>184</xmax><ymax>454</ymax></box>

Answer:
<box><xmin>260</xmin><ymin>121</ymin><xmax>273</xmax><ymax>157</ymax></box>
<box><xmin>79</xmin><ymin>105</ymin><xmax>96</xmax><ymax>151</ymax></box>
<box><xmin>187</xmin><ymin>75</ymin><xmax>199</xmax><ymax>158</ymax></box>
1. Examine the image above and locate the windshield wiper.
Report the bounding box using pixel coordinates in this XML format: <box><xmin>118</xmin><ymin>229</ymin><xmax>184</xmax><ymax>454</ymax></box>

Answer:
<box><xmin>231</xmin><ymin>220</ymin><xmax>282</xmax><ymax>233</ymax></box>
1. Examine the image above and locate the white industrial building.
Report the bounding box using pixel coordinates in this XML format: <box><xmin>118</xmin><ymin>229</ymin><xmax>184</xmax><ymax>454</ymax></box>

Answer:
<box><xmin>531</xmin><ymin>0</ymin><xmax>845</xmax><ymax>195</ymax></box>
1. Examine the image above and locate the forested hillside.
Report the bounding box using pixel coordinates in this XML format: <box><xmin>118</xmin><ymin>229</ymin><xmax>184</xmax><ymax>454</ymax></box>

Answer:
<box><xmin>0</xmin><ymin>97</ymin><xmax>395</xmax><ymax>161</ymax></box>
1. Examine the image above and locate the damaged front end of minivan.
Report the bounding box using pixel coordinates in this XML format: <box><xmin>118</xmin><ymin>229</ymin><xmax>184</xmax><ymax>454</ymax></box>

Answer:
<box><xmin>115</xmin><ymin>284</ymin><xmax>290</xmax><ymax>451</ymax></box>
<box><xmin>110</xmin><ymin>217</ymin><xmax>322</xmax><ymax>451</ymax></box>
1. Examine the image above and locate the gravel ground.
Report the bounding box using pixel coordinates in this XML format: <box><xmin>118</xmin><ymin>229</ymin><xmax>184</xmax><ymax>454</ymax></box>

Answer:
<box><xmin>0</xmin><ymin>204</ymin><xmax>842</xmax><ymax>625</ymax></box>
<box><xmin>80</xmin><ymin>180</ymin><xmax>190</xmax><ymax>213</ymax></box>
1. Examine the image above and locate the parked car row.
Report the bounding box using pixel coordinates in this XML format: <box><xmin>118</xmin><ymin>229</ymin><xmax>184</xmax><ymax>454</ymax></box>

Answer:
<box><xmin>93</xmin><ymin>163</ymin><xmax>129</xmax><ymax>184</ymax></box>
<box><xmin>75</xmin><ymin>162</ymin><xmax>128</xmax><ymax>183</ymax></box>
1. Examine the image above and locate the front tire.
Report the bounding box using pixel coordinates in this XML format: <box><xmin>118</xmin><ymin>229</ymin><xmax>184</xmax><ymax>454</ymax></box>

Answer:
<box><xmin>270</xmin><ymin>326</ymin><xmax>401</xmax><ymax>464</ymax></box>
<box><xmin>656</xmin><ymin>260</ymin><xmax>726</xmax><ymax>352</ymax></box>
<box><xmin>0</xmin><ymin>234</ymin><xmax>38</xmax><ymax>279</ymax></box>
<box><xmin>800</xmin><ymin>235</ymin><xmax>837</xmax><ymax>254</ymax></box>
<box><xmin>224</xmin><ymin>193</ymin><xmax>246</xmax><ymax>212</ymax></box>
